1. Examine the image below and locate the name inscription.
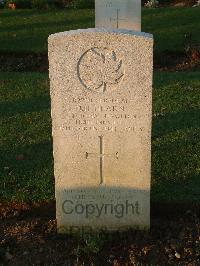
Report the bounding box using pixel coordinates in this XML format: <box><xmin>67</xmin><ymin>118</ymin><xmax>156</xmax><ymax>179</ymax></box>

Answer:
<box><xmin>55</xmin><ymin>96</ymin><xmax>138</xmax><ymax>134</ymax></box>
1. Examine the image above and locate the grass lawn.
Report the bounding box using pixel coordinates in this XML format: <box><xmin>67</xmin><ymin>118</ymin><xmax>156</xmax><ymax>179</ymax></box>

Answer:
<box><xmin>0</xmin><ymin>7</ymin><xmax>200</xmax><ymax>54</ymax></box>
<box><xmin>0</xmin><ymin>71</ymin><xmax>199</xmax><ymax>203</ymax></box>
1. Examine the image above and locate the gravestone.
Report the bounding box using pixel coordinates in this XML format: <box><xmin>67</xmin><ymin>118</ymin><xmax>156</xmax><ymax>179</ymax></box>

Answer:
<box><xmin>95</xmin><ymin>0</ymin><xmax>141</xmax><ymax>31</ymax></box>
<box><xmin>48</xmin><ymin>28</ymin><xmax>153</xmax><ymax>233</ymax></box>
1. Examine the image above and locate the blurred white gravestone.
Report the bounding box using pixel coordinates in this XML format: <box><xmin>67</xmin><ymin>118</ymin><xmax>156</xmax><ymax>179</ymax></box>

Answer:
<box><xmin>95</xmin><ymin>0</ymin><xmax>141</xmax><ymax>31</ymax></box>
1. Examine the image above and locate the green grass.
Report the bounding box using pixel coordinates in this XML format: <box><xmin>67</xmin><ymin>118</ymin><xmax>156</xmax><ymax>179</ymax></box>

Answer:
<box><xmin>0</xmin><ymin>9</ymin><xmax>94</xmax><ymax>52</ymax></box>
<box><xmin>152</xmin><ymin>72</ymin><xmax>200</xmax><ymax>201</ymax></box>
<box><xmin>143</xmin><ymin>7</ymin><xmax>200</xmax><ymax>54</ymax></box>
<box><xmin>0</xmin><ymin>73</ymin><xmax>53</xmax><ymax>201</ymax></box>
<box><xmin>0</xmin><ymin>7</ymin><xmax>199</xmax><ymax>53</ymax></box>
<box><xmin>0</xmin><ymin>71</ymin><xmax>200</xmax><ymax>202</ymax></box>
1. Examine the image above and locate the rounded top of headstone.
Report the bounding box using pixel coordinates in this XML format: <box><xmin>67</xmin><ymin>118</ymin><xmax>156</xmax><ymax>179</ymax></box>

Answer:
<box><xmin>48</xmin><ymin>28</ymin><xmax>153</xmax><ymax>42</ymax></box>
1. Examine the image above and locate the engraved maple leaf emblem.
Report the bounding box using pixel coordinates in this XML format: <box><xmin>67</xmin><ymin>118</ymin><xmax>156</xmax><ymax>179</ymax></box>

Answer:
<box><xmin>78</xmin><ymin>48</ymin><xmax>124</xmax><ymax>93</ymax></box>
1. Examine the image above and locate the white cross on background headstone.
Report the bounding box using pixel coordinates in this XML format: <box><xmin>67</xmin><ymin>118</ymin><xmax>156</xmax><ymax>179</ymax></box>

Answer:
<box><xmin>110</xmin><ymin>8</ymin><xmax>126</xmax><ymax>29</ymax></box>
<box><xmin>95</xmin><ymin>0</ymin><xmax>141</xmax><ymax>31</ymax></box>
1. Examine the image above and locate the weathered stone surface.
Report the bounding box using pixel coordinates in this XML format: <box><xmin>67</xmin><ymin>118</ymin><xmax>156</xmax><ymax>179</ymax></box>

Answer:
<box><xmin>48</xmin><ymin>28</ymin><xmax>153</xmax><ymax>232</ymax></box>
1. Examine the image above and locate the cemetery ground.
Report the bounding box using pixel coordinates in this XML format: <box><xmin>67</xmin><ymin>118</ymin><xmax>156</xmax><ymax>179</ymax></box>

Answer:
<box><xmin>0</xmin><ymin>7</ymin><xmax>200</xmax><ymax>266</ymax></box>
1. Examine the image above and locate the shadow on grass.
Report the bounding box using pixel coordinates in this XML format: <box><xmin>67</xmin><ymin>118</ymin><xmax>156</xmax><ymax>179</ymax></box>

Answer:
<box><xmin>0</xmin><ymin>10</ymin><xmax>37</xmax><ymax>19</ymax></box>
<box><xmin>0</xmin><ymin>16</ymin><xmax>93</xmax><ymax>34</ymax></box>
<box><xmin>0</xmin><ymin>95</ymin><xmax>50</xmax><ymax>117</ymax></box>
<box><xmin>0</xmin><ymin>140</ymin><xmax>53</xmax><ymax>173</ymax></box>
<box><xmin>153</xmin><ymin>109</ymin><xmax>200</xmax><ymax>138</ymax></box>
<box><xmin>0</xmin><ymin>140</ymin><xmax>54</xmax><ymax>201</ymax></box>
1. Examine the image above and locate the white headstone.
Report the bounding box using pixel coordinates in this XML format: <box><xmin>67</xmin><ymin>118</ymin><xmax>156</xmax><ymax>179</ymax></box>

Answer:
<box><xmin>95</xmin><ymin>0</ymin><xmax>141</xmax><ymax>31</ymax></box>
<box><xmin>48</xmin><ymin>28</ymin><xmax>153</xmax><ymax>233</ymax></box>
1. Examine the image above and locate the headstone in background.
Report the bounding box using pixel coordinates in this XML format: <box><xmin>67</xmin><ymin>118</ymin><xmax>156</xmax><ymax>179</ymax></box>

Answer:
<box><xmin>48</xmin><ymin>28</ymin><xmax>153</xmax><ymax>233</ymax></box>
<box><xmin>95</xmin><ymin>0</ymin><xmax>141</xmax><ymax>31</ymax></box>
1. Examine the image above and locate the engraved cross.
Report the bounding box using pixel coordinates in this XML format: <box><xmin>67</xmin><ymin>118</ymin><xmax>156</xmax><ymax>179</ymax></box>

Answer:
<box><xmin>86</xmin><ymin>136</ymin><xmax>119</xmax><ymax>185</ymax></box>
<box><xmin>110</xmin><ymin>9</ymin><xmax>126</xmax><ymax>29</ymax></box>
